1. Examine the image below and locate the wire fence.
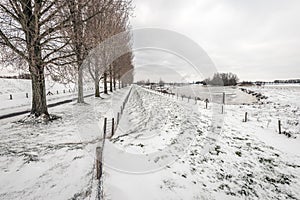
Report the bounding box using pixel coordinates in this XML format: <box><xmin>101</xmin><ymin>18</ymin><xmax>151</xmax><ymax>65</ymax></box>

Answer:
<box><xmin>4</xmin><ymin>87</ymin><xmax>95</xmax><ymax>100</ymax></box>
<box><xmin>95</xmin><ymin>85</ymin><xmax>133</xmax><ymax>200</ymax></box>
<box><xmin>143</xmin><ymin>86</ymin><xmax>298</xmax><ymax>139</ymax></box>
<box><xmin>145</xmin><ymin>86</ymin><xmax>226</xmax><ymax>114</ymax></box>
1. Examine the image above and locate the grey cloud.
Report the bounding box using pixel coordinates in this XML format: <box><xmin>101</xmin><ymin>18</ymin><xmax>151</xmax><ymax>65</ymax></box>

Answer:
<box><xmin>130</xmin><ymin>0</ymin><xmax>300</xmax><ymax>81</ymax></box>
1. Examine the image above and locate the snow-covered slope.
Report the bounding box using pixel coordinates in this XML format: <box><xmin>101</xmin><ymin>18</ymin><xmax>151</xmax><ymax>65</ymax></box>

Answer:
<box><xmin>103</xmin><ymin>86</ymin><xmax>300</xmax><ymax>200</ymax></box>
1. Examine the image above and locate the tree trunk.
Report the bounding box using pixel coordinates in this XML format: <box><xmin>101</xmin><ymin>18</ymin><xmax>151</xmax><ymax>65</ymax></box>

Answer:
<box><xmin>77</xmin><ymin>66</ymin><xmax>84</xmax><ymax>103</ymax></box>
<box><xmin>30</xmin><ymin>66</ymin><xmax>49</xmax><ymax>117</ymax></box>
<box><xmin>113</xmin><ymin>76</ymin><xmax>116</xmax><ymax>90</ymax></box>
<box><xmin>27</xmin><ymin>4</ymin><xmax>49</xmax><ymax>118</ymax></box>
<box><xmin>95</xmin><ymin>80</ymin><xmax>100</xmax><ymax>97</ymax></box>
<box><xmin>104</xmin><ymin>72</ymin><xmax>108</xmax><ymax>94</ymax></box>
<box><xmin>109</xmin><ymin>66</ymin><xmax>113</xmax><ymax>92</ymax></box>
<box><xmin>93</xmin><ymin>59</ymin><xmax>100</xmax><ymax>97</ymax></box>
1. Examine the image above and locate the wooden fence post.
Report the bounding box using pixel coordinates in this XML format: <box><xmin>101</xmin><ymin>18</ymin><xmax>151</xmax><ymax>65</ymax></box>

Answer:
<box><xmin>206</xmin><ymin>101</ymin><xmax>208</xmax><ymax>109</ymax></box>
<box><xmin>9</xmin><ymin>94</ymin><xmax>12</xmax><ymax>100</ymax></box>
<box><xmin>57</xmin><ymin>90</ymin><xmax>59</xmax><ymax>94</ymax></box>
<box><xmin>222</xmin><ymin>92</ymin><xmax>225</xmax><ymax>104</ymax></box>
<box><xmin>103</xmin><ymin>118</ymin><xmax>107</xmax><ymax>138</ymax></box>
<box><xmin>244</xmin><ymin>112</ymin><xmax>248</xmax><ymax>122</ymax></box>
<box><xmin>117</xmin><ymin>112</ymin><xmax>120</xmax><ymax>125</ymax></box>
<box><xmin>26</xmin><ymin>93</ymin><xmax>28</xmax><ymax>98</ymax></box>
<box><xmin>111</xmin><ymin>118</ymin><xmax>115</xmax><ymax>137</ymax></box>
<box><xmin>96</xmin><ymin>147</ymin><xmax>102</xmax><ymax>179</ymax></box>
<box><xmin>278</xmin><ymin>120</ymin><xmax>281</xmax><ymax>134</ymax></box>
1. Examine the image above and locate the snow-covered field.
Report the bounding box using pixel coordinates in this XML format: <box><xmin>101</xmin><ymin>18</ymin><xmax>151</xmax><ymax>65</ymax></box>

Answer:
<box><xmin>0</xmin><ymin>86</ymin><xmax>130</xmax><ymax>199</ymax></box>
<box><xmin>0</xmin><ymin>78</ymin><xmax>95</xmax><ymax>117</ymax></box>
<box><xmin>0</xmin><ymin>82</ymin><xmax>300</xmax><ymax>200</ymax></box>
<box><xmin>103</xmin><ymin>85</ymin><xmax>300</xmax><ymax>200</ymax></box>
<box><xmin>240</xmin><ymin>84</ymin><xmax>300</xmax><ymax>139</ymax></box>
<box><xmin>250</xmin><ymin>84</ymin><xmax>300</xmax><ymax>108</ymax></box>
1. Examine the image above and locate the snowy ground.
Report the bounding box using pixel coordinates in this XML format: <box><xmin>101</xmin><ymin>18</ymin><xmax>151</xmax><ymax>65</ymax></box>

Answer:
<box><xmin>0</xmin><ymin>87</ymin><xmax>130</xmax><ymax>200</ymax></box>
<box><xmin>169</xmin><ymin>85</ymin><xmax>257</xmax><ymax>105</ymax></box>
<box><xmin>0</xmin><ymin>82</ymin><xmax>299</xmax><ymax>200</ymax></box>
<box><xmin>103</xmin><ymin>85</ymin><xmax>300</xmax><ymax>200</ymax></box>
<box><xmin>0</xmin><ymin>78</ymin><xmax>95</xmax><ymax>117</ymax></box>
<box><xmin>240</xmin><ymin>84</ymin><xmax>300</xmax><ymax>139</ymax></box>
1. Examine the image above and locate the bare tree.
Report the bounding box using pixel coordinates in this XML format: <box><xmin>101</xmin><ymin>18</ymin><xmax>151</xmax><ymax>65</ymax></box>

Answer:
<box><xmin>85</xmin><ymin>0</ymin><xmax>110</xmax><ymax>97</ymax></box>
<box><xmin>108</xmin><ymin>2</ymin><xmax>131</xmax><ymax>92</ymax></box>
<box><xmin>62</xmin><ymin>0</ymin><xmax>89</xmax><ymax>103</ymax></box>
<box><xmin>0</xmin><ymin>0</ymin><xmax>134</xmax><ymax>120</ymax></box>
<box><xmin>118</xmin><ymin>52</ymin><xmax>134</xmax><ymax>87</ymax></box>
<box><xmin>0</xmin><ymin>0</ymin><xmax>74</xmax><ymax>119</ymax></box>
<box><xmin>85</xmin><ymin>0</ymin><xmax>133</xmax><ymax>96</ymax></box>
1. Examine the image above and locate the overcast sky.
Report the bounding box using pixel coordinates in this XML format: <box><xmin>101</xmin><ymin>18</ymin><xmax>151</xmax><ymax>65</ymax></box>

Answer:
<box><xmin>130</xmin><ymin>0</ymin><xmax>300</xmax><ymax>82</ymax></box>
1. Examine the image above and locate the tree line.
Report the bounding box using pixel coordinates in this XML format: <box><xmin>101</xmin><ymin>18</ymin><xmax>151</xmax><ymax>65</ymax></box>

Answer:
<box><xmin>203</xmin><ymin>73</ymin><xmax>239</xmax><ymax>86</ymax></box>
<box><xmin>274</xmin><ymin>79</ymin><xmax>300</xmax><ymax>84</ymax></box>
<box><xmin>0</xmin><ymin>0</ymin><xmax>134</xmax><ymax>120</ymax></box>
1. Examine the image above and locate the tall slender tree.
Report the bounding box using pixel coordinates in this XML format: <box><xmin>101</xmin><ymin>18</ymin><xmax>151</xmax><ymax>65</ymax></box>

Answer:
<box><xmin>63</xmin><ymin>0</ymin><xmax>89</xmax><ymax>103</ymax></box>
<box><xmin>85</xmin><ymin>0</ymin><xmax>133</xmax><ymax>96</ymax></box>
